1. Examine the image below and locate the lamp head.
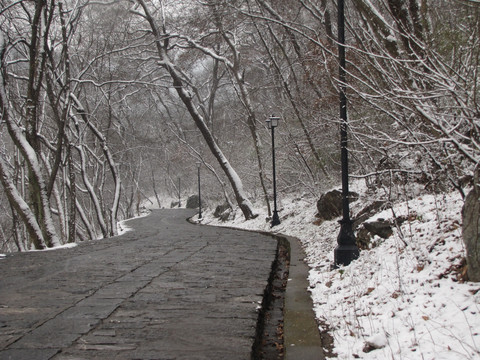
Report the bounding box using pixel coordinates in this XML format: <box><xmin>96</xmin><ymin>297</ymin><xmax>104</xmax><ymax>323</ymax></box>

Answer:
<box><xmin>267</xmin><ymin>115</ymin><xmax>279</xmax><ymax>129</ymax></box>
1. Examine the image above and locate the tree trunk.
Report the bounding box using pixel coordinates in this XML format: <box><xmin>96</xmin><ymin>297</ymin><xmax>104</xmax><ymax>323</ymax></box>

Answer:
<box><xmin>0</xmin><ymin>36</ymin><xmax>60</xmax><ymax>248</ymax></box>
<box><xmin>136</xmin><ymin>0</ymin><xmax>257</xmax><ymax>220</ymax></box>
<box><xmin>76</xmin><ymin>145</ymin><xmax>109</xmax><ymax>238</ymax></box>
<box><xmin>67</xmin><ymin>145</ymin><xmax>76</xmax><ymax>243</ymax></box>
<box><xmin>0</xmin><ymin>156</ymin><xmax>47</xmax><ymax>249</ymax></box>
<box><xmin>462</xmin><ymin>183</ymin><xmax>480</xmax><ymax>282</ymax></box>
<box><xmin>169</xmin><ymin>69</ymin><xmax>257</xmax><ymax>219</ymax></box>
<box><xmin>207</xmin><ymin>1</ymin><xmax>272</xmax><ymax>217</ymax></box>
<box><xmin>254</xmin><ymin>0</ymin><xmax>331</xmax><ymax>178</ymax></box>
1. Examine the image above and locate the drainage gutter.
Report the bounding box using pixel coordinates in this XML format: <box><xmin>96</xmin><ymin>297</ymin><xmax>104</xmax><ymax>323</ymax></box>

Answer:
<box><xmin>282</xmin><ymin>234</ymin><xmax>326</xmax><ymax>360</ymax></box>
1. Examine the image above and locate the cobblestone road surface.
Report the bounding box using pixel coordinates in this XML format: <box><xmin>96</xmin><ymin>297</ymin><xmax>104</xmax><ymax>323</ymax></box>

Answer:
<box><xmin>0</xmin><ymin>210</ymin><xmax>277</xmax><ymax>360</ymax></box>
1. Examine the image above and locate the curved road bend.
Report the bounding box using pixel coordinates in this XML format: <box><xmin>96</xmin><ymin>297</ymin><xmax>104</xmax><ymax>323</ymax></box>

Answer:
<box><xmin>0</xmin><ymin>209</ymin><xmax>277</xmax><ymax>360</ymax></box>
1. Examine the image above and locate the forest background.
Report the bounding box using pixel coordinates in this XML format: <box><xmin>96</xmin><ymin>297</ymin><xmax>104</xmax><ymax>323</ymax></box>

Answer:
<box><xmin>0</xmin><ymin>0</ymin><xmax>478</xmax><ymax>259</ymax></box>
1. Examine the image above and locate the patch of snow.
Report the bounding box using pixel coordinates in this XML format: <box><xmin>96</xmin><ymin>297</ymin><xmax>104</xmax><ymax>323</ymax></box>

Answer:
<box><xmin>45</xmin><ymin>243</ymin><xmax>78</xmax><ymax>250</ymax></box>
<box><xmin>365</xmin><ymin>332</ymin><xmax>388</xmax><ymax>349</ymax></box>
<box><xmin>117</xmin><ymin>223</ymin><xmax>133</xmax><ymax>236</ymax></box>
<box><xmin>116</xmin><ymin>211</ymin><xmax>151</xmax><ymax>236</ymax></box>
<box><xmin>28</xmin><ymin>242</ymin><xmax>78</xmax><ymax>252</ymax></box>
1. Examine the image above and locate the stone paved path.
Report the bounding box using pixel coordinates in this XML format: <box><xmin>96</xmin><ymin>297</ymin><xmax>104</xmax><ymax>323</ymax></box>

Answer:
<box><xmin>0</xmin><ymin>209</ymin><xmax>277</xmax><ymax>360</ymax></box>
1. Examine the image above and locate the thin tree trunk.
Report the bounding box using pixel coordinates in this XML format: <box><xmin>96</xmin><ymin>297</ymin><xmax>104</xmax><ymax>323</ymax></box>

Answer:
<box><xmin>67</xmin><ymin>144</ymin><xmax>76</xmax><ymax>243</ymax></box>
<box><xmin>76</xmin><ymin>145</ymin><xmax>108</xmax><ymax>238</ymax></box>
<box><xmin>0</xmin><ymin>156</ymin><xmax>47</xmax><ymax>249</ymax></box>
<box><xmin>70</xmin><ymin>93</ymin><xmax>121</xmax><ymax>237</ymax></box>
<box><xmin>151</xmin><ymin>168</ymin><xmax>162</xmax><ymax>208</ymax></box>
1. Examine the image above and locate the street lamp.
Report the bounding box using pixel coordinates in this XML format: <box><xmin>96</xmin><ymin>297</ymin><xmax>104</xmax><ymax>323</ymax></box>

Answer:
<box><xmin>266</xmin><ymin>115</ymin><xmax>280</xmax><ymax>227</ymax></box>
<box><xmin>196</xmin><ymin>162</ymin><xmax>202</xmax><ymax>220</ymax></box>
<box><xmin>334</xmin><ymin>0</ymin><xmax>359</xmax><ymax>267</ymax></box>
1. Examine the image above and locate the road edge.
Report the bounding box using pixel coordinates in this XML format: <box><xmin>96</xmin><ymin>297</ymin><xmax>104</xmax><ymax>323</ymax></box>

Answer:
<box><xmin>187</xmin><ymin>217</ymin><xmax>332</xmax><ymax>359</ymax></box>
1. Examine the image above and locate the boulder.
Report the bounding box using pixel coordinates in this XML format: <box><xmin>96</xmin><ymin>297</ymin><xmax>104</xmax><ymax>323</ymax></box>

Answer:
<box><xmin>356</xmin><ymin>219</ymin><xmax>393</xmax><ymax>250</ymax></box>
<box><xmin>356</xmin><ymin>227</ymin><xmax>373</xmax><ymax>250</ymax></box>
<box><xmin>462</xmin><ymin>187</ymin><xmax>480</xmax><ymax>282</ymax></box>
<box><xmin>214</xmin><ymin>203</ymin><xmax>232</xmax><ymax>222</ymax></box>
<box><xmin>316</xmin><ymin>189</ymin><xmax>359</xmax><ymax>221</ymax></box>
<box><xmin>353</xmin><ymin>200</ymin><xmax>387</xmax><ymax>229</ymax></box>
<box><xmin>316</xmin><ymin>190</ymin><xmax>342</xmax><ymax>220</ymax></box>
<box><xmin>363</xmin><ymin>220</ymin><xmax>393</xmax><ymax>239</ymax></box>
<box><xmin>186</xmin><ymin>195</ymin><xmax>200</xmax><ymax>209</ymax></box>
<box><xmin>214</xmin><ymin>203</ymin><xmax>230</xmax><ymax>218</ymax></box>
<box><xmin>219</xmin><ymin>210</ymin><xmax>232</xmax><ymax>222</ymax></box>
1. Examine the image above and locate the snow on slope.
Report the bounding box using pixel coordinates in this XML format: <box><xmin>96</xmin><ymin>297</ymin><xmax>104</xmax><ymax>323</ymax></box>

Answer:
<box><xmin>203</xmin><ymin>183</ymin><xmax>480</xmax><ymax>359</ymax></box>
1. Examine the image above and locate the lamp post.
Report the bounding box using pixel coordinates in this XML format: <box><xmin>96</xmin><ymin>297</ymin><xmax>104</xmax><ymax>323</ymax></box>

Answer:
<box><xmin>196</xmin><ymin>162</ymin><xmax>202</xmax><ymax>220</ymax></box>
<box><xmin>334</xmin><ymin>0</ymin><xmax>359</xmax><ymax>267</ymax></box>
<box><xmin>266</xmin><ymin>115</ymin><xmax>281</xmax><ymax>227</ymax></box>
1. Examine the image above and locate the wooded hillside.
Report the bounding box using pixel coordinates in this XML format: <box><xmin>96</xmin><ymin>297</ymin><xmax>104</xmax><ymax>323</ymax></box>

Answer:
<box><xmin>0</xmin><ymin>0</ymin><xmax>478</xmax><ymax>252</ymax></box>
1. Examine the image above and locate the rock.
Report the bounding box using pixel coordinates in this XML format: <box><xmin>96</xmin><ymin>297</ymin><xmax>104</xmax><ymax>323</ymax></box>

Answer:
<box><xmin>213</xmin><ymin>203</ymin><xmax>232</xmax><ymax>222</ymax></box>
<box><xmin>356</xmin><ymin>219</ymin><xmax>393</xmax><ymax>249</ymax></box>
<box><xmin>214</xmin><ymin>203</ymin><xmax>230</xmax><ymax>218</ymax></box>
<box><xmin>353</xmin><ymin>200</ymin><xmax>387</xmax><ymax>229</ymax></box>
<box><xmin>170</xmin><ymin>201</ymin><xmax>180</xmax><ymax>208</ymax></box>
<box><xmin>219</xmin><ymin>210</ymin><xmax>231</xmax><ymax>222</ymax></box>
<box><xmin>356</xmin><ymin>227</ymin><xmax>373</xmax><ymax>250</ymax></box>
<box><xmin>462</xmin><ymin>187</ymin><xmax>480</xmax><ymax>282</ymax></box>
<box><xmin>393</xmin><ymin>214</ymin><xmax>408</xmax><ymax>227</ymax></box>
<box><xmin>316</xmin><ymin>190</ymin><xmax>342</xmax><ymax>220</ymax></box>
<box><xmin>316</xmin><ymin>190</ymin><xmax>359</xmax><ymax>221</ymax></box>
<box><xmin>363</xmin><ymin>220</ymin><xmax>393</xmax><ymax>239</ymax></box>
<box><xmin>349</xmin><ymin>191</ymin><xmax>360</xmax><ymax>203</ymax></box>
<box><xmin>186</xmin><ymin>195</ymin><xmax>200</xmax><ymax>209</ymax></box>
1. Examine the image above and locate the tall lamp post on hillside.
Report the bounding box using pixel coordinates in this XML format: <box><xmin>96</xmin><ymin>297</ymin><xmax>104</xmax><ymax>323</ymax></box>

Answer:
<box><xmin>267</xmin><ymin>115</ymin><xmax>281</xmax><ymax>227</ymax></box>
<box><xmin>334</xmin><ymin>0</ymin><xmax>359</xmax><ymax>267</ymax></box>
<box><xmin>196</xmin><ymin>162</ymin><xmax>202</xmax><ymax>220</ymax></box>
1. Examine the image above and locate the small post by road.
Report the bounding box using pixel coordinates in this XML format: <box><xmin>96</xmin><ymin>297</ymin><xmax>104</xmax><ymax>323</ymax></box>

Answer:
<box><xmin>196</xmin><ymin>162</ymin><xmax>202</xmax><ymax>220</ymax></box>
<box><xmin>266</xmin><ymin>115</ymin><xmax>280</xmax><ymax>227</ymax></box>
<box><xmin>178</xmin><ymin>177</ymin><xmax>181</xmax><ymax>207</ymax></box>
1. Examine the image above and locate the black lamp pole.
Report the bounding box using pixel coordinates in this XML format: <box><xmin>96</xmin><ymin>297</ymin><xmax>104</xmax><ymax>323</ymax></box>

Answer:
<box><xmin>334</xmin><ymin>0</ymin><xmax>359</xmax><ymax>267</ymax></box>
<box><xmin>267</xmin><ymin>115</ymin><xmax>281</xmax><ymax>227</ymax></box>
<box><xmin>196</xmin><ymin>162</ymin><xmax>202</xmax><ymax>220</ymax></box>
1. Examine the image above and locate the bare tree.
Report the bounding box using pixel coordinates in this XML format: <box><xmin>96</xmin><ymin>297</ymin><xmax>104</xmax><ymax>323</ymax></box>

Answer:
<box><xmin>0</xmin><ymin>2</ymin><xmax>60</xmax><ymax>248</ymax></box>
<box><xmin>134</xmin><ymin>0</ymin><xmax>258</xmax><ymax>220</ymax></box>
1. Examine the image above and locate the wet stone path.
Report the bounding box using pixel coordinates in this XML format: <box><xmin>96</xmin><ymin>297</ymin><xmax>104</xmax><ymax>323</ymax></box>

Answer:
<box><xmin>0</xmin><ymin>210</ymin><xmax>278</xmax><ymax>360</ymax></box>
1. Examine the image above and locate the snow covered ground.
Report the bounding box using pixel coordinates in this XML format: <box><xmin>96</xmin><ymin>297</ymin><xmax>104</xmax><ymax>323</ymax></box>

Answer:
<box><xmin>200</xmin><ymin>182</ymin><xmax>480</xmax><ymax>359</ymax></box>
